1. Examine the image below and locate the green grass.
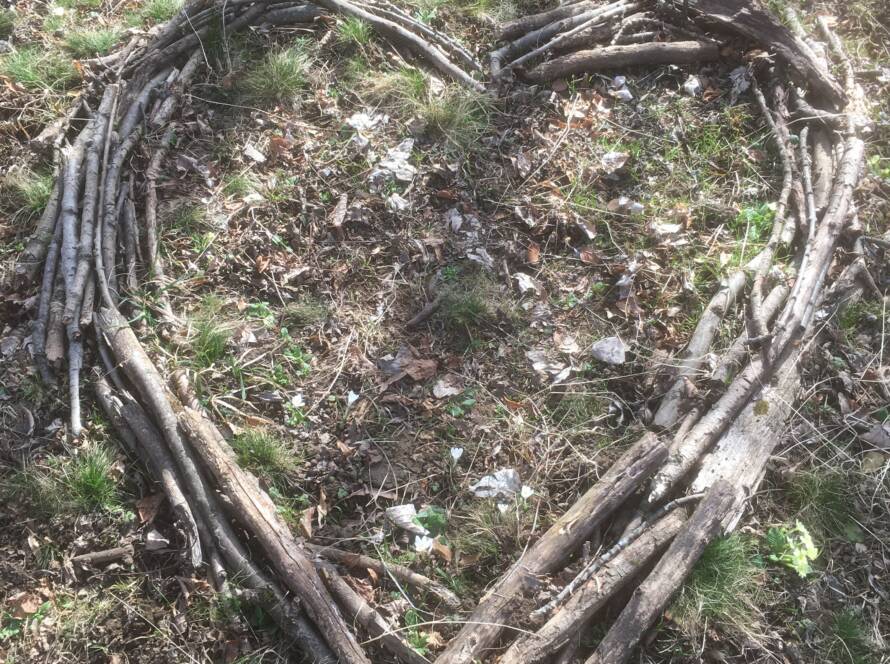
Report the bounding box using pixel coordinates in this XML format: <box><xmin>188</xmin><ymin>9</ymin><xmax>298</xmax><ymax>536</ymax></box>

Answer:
<box><xmin>0</xmin><ymin>7</ymin><xmax>16</xmax><ymax>39</ymax></box>
<box><xmin>548</xmin><ymin>389</ymin><xmax>606</xmax><ymax>429</ymax></box>
<box><xmin>672</xmin><ymin>534</ymin><xmax>764</xmax><ymax>635</ymax></box>
<box><xmin>222</xmin><ymin>172</ymin><xmax>259</xmax><ymax>199</ymax></box>
<box><xmin>169</xmin><ymin>203</ymin><xmax>207</xmax><ymax>231</ymax></box>
<box><xmin>130</xmin><ymin>0</ymin><xmax>183</xmax><ymax>25</ymax></box>
<box><xmin>365</xmin><ymin>67</ymin><xmax>493</xmax><ymax>153</ymax></box>
<box><xmin>190</xmin><ymin>317</ymin><xmax>231</xmax><ymax>368</ymax></box>
<box><xmin>64</xmin><ymin>27</ymin><xmax>121</xmax><ymax>58</ymax></box>
<box><xmin>231</xmin><ymin>429</ymin><xmax>297</xmax><ymax>482</ymax></box>
<box><xmin>0</xmin><ymin>170</ymin><xmax>53</xmax><ymax>216</ymax></box>
<box><xmin>242</xmin><ymin>42</ymin><xmax>312</xmax><ymax>104</ymax></box>
<box><xmin>786</xmin><ymin>470</ymin><xmax>855</xmax><ymax>537</ymax></box>
<box><xmin>0</xmin><ymin>47</ymin><xmax>79</xmax><ymax>91</ymax></box>
<box><xmin>5</xmin><ymin>445</ymin><xmax>121</xmax><ymax>516</ymax></box>
<box><xmin>337</xmin><ymin>17</ymin><xmax>373</xmax><ymax>46</ymax></box>
<box><xmin>827</xmin><ymin>608</ymin><xmax>875</xmax><ymax>664</ymax></box>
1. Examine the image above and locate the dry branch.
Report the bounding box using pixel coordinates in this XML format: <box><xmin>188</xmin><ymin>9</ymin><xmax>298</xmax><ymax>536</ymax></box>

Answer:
<box><xmin>523</xmin><ymin>41</ymin><xmax>720</xmax><ymax>82</ymax></box>
<box><xmin>436</xmin><ymin>433</ymin><xmax>666</xmax><ymax>663</ymax></box>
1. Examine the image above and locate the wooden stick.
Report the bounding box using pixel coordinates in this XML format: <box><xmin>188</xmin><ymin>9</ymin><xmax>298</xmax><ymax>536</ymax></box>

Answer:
<box><xmin>318</xmin><ymin>561</ymin><xmax>430</xmax><ymax>664</ymax></box>
<box><xmin>501</xmin><ymin>508</ymin><xmax>687</xmax><ymax>664</ymax></box>
<box><xmin>435</xmin><ymin>433</ymin><xmax>666</xmax><ymax>664</ymax></box>
<box><xmin>584</xmin><ymin>481</ymin><xmax>737</xmax><ymax>664</ymax></box>
<box><xmin>307</xmin><ymin>543</ymin><xmax>460</xmax><ymax>609</ymax></box>
<box><xmin>524</xmin><ymin>41</ymin><xmax>720</xmax><ymax>83</ymax></box>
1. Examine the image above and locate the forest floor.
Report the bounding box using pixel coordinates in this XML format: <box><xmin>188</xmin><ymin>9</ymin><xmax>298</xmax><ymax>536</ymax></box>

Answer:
<box><xmin>1</xmin><ymin>0</ymin><xmax>889</xmax><ymax>662</ymax></box>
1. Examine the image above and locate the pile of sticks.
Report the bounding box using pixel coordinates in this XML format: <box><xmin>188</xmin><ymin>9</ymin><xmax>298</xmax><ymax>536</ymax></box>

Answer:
<box><xmin>14</xmin><ymin>0</ymin><xmax>872</xmax><ymax>662</ymax></box>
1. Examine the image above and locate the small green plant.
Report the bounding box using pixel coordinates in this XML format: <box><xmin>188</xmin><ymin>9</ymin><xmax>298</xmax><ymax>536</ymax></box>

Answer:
<box><xmin>732</xmin><ymin>202</ymin><xmax>775</xmax><ymax>244</ymax></box>
<box><xmin>281</xmin><ymin>329</ymin><xmax>312</xmax><ymax>377</ymax></box>
<box><xmin>284</xmin><ymin>400</ymin><xmax>307</xmax><ymax>427</ymax></box>
<box><xmin>0</xmin><ymin>8</ymin><xmax>16</xmax><ymax>39</ymax></box>
<box><xmin>827</xmin><ymin>608</ymin><xmax>875</xmax><ymax>664</ymax></box>
<box><xmin>403</xmin><ymin>608</ymin><xmax>431</xmax><ymax>656</ymax></box>
<box><xmin>232</xmin><ymin>429</ymin><xmax>296</xmax><ymax>482</ymax></box>
<box><xmin>414</xmin><ymin>505</ymin><xmax>448</xmax><ymax>536</ymax></box>
<box><xmin>868</xmin><ymin>155</ymin><xmax>890</xmax><ymax>181</ymax></box>
<box><xmin>0</xmin><ymin>47</ymin><xmax>79</xmax><ymax>91</ymax></box>
<box><xmin>337</xmin><ymin>17</ymin><xmax>373</xmax><ymax>46</ymax></box>
<box><xmin>242</xmin><ymin>42</ymin><xmax>311</xmax><ymax>104</ymax></box>
<box><xmin>766</xmin><ymin>521</ymin><xmax>819</xmax><ymax>577</ymax></box>
<box><xmin>169</xmin><ymin>203</ymin><xmax>206</xmax><ymax>231</ymax></box>
<box><xmin>247</xmin><ymin>301</ymin><xmax>276</xmax><ymax>328</ymax></box>
<box><xmin>447</xmin><ymin>390</ymin><xmax>477</xmax><ymax>418</ymax></box>
<box><xmin>0</xmin><ymin>600</ymin><xmax>51</xmax><ymax>642</ymax></box>
<box><xmin>64</xmin><ymin>28</ymin><xmax>121</xmax><ymax>57</ymax></box>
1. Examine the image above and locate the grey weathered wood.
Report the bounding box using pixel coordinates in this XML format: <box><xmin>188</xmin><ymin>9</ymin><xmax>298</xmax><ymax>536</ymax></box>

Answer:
<box><xmin>501</xmin><ymin>508</ymin><xmax>688</xmax><ymax>664</ymax></box>
<box><xmin>584</xmin><ymin>481</ymin><xmax>738</xmax><ymax>664</ymax></box>
<box><xmin>435</xmin><ymin>433</ymin><xmax>666</xmax><ymax>664</ymax></box>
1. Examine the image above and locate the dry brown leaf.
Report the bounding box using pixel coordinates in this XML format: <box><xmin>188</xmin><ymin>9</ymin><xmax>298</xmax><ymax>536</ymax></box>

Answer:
<box><xmin>9</xmin><ymin>591</ymin><xmax>42</xmax><ymax>619</ymax></box>
<box><xmin>137</xmin><ymin>493</ymin><xmax>165</xmax><ymax>524</ymax></box>
<box><xmin>527</xmin><ymin>241</ymin><xmax>541</xmax><ymax>265</ymax></box>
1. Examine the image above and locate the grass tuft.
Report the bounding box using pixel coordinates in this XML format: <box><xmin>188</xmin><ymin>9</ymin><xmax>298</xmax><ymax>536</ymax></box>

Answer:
<box><xmin>786</xmin><ymin>470</ymin><xmax>854</xmax><ymax>537</ymax></box>
<box><xmin>64</xmin><ymin>27</ymin><xmax>121</xmax><ymax>58</ymax></box>
<box><xmin>282</xmin><ymin>299</ymin><xmax>328</xmax><ymax>329</ymax></box>
<box><xmin>0</xmin><ymin>169</ymin><xmax>54</xmax><ymax>217</ymax></box>
<box><xmin>131</xmin><ymin>0</ymin><xmax>183</xmax><ymax>25</ymax></box>
<box><xmin>365</xmin><ymin>67</ymin><xmax>493</xmax><ymax>153</ymax></box>
<box><xmin>0</xmin><ymin>47</ymin><xmax>79</xmax><ymax>91</ymax></box>
<box><xmin>337</xmin><ymin>17</ymin><xmax>373</xmax><ymax>46</ymax></box>
<box><xmin>0</xmin><ymin>7</ymin><xmax>16</xmax><ymax>39</ymax></box>
<box><xmin>828</xmin><ymin>608</ymin><xmax>875</xmax><ymax>664</ymax></box>
<box><xmin>242</xmin><ymin>42</ymin><xmax>312</xmax><ymax>104</ymax></box>
<box><xmin>672</xmin><ymin>534</ymin><xmax>764</xmax><ymax>635</ymax></box>
<box><xmin>5</xmin><ymin>444</ymin><xmax>120</xmax><ymax>516</ymax></box>
<box><xmin>231</xmin><ymin>429</ymin><xmax>297</xmax><ymax>482</ymax></box>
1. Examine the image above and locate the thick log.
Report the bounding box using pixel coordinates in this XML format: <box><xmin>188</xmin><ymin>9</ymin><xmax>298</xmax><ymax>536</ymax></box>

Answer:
<box><xmin>501</xmin><ymin>508</ymin><xmax>687</xmax><ymax>664</ymax></box>
<box><xmin>687</xmin><ymin>0</ymin><xmax>844</xmax><ymax>106</ymax></box>
<box><xmin>584</xmin><ymin>481</ymin><xmax>737</xmax><ymax>664</ymax></box>
<box><xmin>435</xmin><ymin>433</ymin><xmax>666</xmax><ymax>664</ymax></box>
<box><xmin>524</xmin><ymin>41</ymin><xmax>720</xmax><ymax>83</ymax></box>
<box><xmin>691</xmin><ymin>352</ymin><xmax>801</xmax><ymax>531</ymax></box>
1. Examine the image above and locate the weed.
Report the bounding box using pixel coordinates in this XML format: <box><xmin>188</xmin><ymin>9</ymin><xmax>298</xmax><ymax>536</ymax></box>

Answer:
<box><xmin>766</xmin><ymin>521</ymin><xmax>819</xmax><ymax>577</ymax></box>
<box><xmin>732</xmin><ymin>202</ymin><xmax>775</xmax><ymax>244</ymax></box>
<box><xmin>337</xmin><ymin>17</ymin><xmax>373</xmax><ymax>46</ymax></box>
<box><xmin>242</xmin><ymin>42</ymin><xmax>311</xmax><ymax>104</ymax></box>
<box><xmin>415</xmin><ymin>505</ymin><xmax>448</xmax><ymax>536</ymax></box>
<box><xmin>0</xmin><ymin>8</ymin><xmax>16</xmax><ymax>39</ymax></box>
<box><xmin>0</xmin><ymin>47</ymin><xmax>79</xmax><ymax>91</ymax></box>
<box><xmin>435</xmin><ymin>268</ymin><xmax>515</xmax><ymax>346</ymax></box>
<box><xmin>827</xmin><ymin>608</ymin><xmax>875</xmax><ymax>664</ymax></box>
<box><xmin>868</xmin><ymin>154</ymin><xmax>890</xmax><ymax>181</ymax></box>
<box><xmin>189</xmin><ymin>299</ymin><xmax>231</xmax><ymax>368</ymax></box>
<box><xmin>64</xmin><ymin>27</ymin><xmax>121</xmax><ymax>57</ymax></box>
<box><xmin>672</xmin><ymin>535</ymin><xmax>764</xmax><ymax>635</ymax></box>
<box><xmin>232</xmin><ymin>429</ymin><xmax>297</xmax><ymax>482</ymax></box>
<box><xmin>447</xmin><ymin>390</ymin><xmax>477</xmax><ymax>418</ymax></box>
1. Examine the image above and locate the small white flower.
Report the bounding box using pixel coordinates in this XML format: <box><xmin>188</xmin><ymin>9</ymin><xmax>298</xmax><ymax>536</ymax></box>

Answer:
<box><xmin>520</xmin><ymin>485</ymin><xmax>535</xmax><ymax>500</ymax></box>
<box><xmin>347</xmin><ymin>390</ymin><xmax>360</xmax><ymax>407</ymax></box>
<box><xmin>450</xmin><ymin>447</ymin><xmax>464</xmax><ymax>462</ymax></box>
<box><xmin>414</xmin><ymin>535</ymin><xmax>434</xmax><ymax>553</ymax></box>
<box><xmin>496</xmin><ymin>503</ymin><xmax>510</xmax><ymax>514</ymax></box>
<box><xmin>290</xmin><ymin>393</ymin><xmax>305</xmax><ymax>408</ymax></box>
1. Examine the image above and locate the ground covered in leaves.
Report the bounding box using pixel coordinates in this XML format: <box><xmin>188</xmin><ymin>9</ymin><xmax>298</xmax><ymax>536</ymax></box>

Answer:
<box><xmin>1</xmin><ymin>0</ymin><xmax>889</xmax><ymax>662</ymax></box>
